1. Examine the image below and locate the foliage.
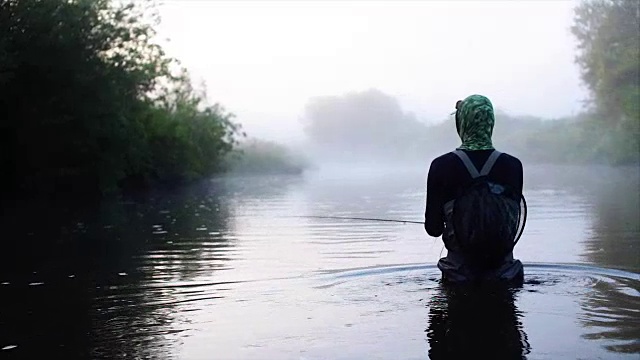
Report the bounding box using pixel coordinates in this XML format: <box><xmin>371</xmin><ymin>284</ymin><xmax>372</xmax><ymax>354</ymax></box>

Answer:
<box><xmin>225</xmin><ymin>139</ymin><xmax>308</xmax><ymax>175</ymax></box>
<box><xmin>301</xmin><ymin>1</ymin><xmax>639</xmax><ymax>165</ymax></box>
<box><xmin>0</xmin><ymin>0</ymin><xmax>242</xmax><ymax>199</ymax></box>
<box><xmin>571</xmin><ymin>0</ymin><xmax>640</xmax><ymax>162</ymax></box>
<box><xmin>427</xmin><ymin>110</ymin><xmax>637</xmax><ymax>165</ymax></box>
<box><xmin>302</xmin><ymin>89</ymin><xmax>428</xmax><ymax>161</ymax></box>
<box><xmin>300</xmin><ymin>86</ymin><xmax>637</xmax><ymax>165</ymax></box>
<box><xmin>143</xmin><ymin>72</ymin><xmax>242</xmax><ymax>183</ymax></box>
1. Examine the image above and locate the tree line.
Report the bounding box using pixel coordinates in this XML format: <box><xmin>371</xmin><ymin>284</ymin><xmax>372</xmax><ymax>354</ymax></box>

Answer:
<box><xmin>0</xmin><ymin>0</ymin><xmax>244</xmax><ymax>201</ymax></box>
<box><xmin>1</xmin><ymin>0</ymin><xmax>636</xmax><ymax>203</ymax></box>
<box><xmin>571</xmin><ymin>0</ymin><xmax>639</xmax><ymax>163</ymax></box>
<box><xmin>302</xmin><ymin>0</ymin><xmax>639</xmax><ymax>165</ymax></box>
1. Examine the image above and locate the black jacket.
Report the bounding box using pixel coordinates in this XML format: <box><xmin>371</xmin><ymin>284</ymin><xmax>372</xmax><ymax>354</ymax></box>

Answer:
<box><xmin>424</xmin><ymin>149</ymin><xmax>523</xmax><ymax>238</ymax></box>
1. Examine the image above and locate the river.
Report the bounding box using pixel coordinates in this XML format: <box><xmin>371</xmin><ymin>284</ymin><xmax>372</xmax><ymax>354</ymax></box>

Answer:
<box><xmin>0</xmin><ymin>163</ymin><xmax>638</xmax><ymax>359</ymax></box>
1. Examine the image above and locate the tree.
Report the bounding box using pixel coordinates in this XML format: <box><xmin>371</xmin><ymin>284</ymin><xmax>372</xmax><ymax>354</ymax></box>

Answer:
<box><xmin>0</xmin><ymin>0</ymin><xmax>242</xmax><ymax>199</ymax></box>
<box><xmin>571</xmin><ymin>0</ymin><xmax>639</xmax><ymax>163</ymax></box>
<box><xmin>301</xmin><ymin>89</ymin><xmax>429</xmax><ymax>161</ymax></box>
<box><xmin>572</xmin><ymin>0</ymin><xmax>639</xmax><ymax>120</ymax></box>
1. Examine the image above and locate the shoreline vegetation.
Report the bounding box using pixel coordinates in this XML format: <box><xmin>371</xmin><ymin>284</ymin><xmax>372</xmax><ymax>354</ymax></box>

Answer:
<box><xmin>301</xmin><ymin>90</ymin><xmax>638</xmax><ymax>167</ymax></box>
<box><xmin>300</xmin><ymin>0</ymin><xmax>638</xmax><ymax>167</ymax></box>
<box><xmin>225</xmin><ymin>139</ymin><xmax>309</xmax><ymax>176</ymax></box>
<box><xmin>1</xmin><ymin>0</ymin><xmax>242</xmax><ymax>201</ymax></box>
<box><xmin>1</xmin><ymin>0</ymin><xmax>637</xmax><ymax>203</ymax></box>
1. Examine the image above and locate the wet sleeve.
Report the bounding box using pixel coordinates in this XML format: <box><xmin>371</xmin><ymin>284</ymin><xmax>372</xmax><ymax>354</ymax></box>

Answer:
<box><xmin>424</xmin><ymin>160</ymin><xmax>444</xmax><ymax>237</ymax></box>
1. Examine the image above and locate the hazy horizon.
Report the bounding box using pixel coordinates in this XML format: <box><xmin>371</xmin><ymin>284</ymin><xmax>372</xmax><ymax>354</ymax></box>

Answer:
<box><xmin>157</xmin><ymin>0</ymin><xmax>588</xmax><ymax>144</ymax></box>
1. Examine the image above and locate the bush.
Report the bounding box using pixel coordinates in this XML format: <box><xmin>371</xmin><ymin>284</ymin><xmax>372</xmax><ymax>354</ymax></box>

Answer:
<box><xmin>226</xmin><ymin>139</ymin><xmax>308</xmax><ymax>175</ymax></box>
<box><xmin>0</xmin><ymin>0</ymin><xmax>243</xmax><ymax>199</ymax></box>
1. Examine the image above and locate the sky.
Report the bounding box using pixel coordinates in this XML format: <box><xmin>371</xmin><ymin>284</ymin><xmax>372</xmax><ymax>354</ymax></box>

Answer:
<box><xmin>156</xmin><ymin>0</ymin><xmax>588</xmax><ymax>143</ymax></box>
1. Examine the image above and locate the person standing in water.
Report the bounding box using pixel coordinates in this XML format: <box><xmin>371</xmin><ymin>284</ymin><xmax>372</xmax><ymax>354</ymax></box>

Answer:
<box><xmin>424</xmin><ymin>94</ymin><xmax>525</xmax><ymax>283</ymax></box>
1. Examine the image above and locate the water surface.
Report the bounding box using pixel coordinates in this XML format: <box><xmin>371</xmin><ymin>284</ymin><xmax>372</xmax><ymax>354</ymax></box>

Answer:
<box><xmin>1</xmin><ymin>164</ymin><xmax>638</xmax><ymax>359</ymax></box>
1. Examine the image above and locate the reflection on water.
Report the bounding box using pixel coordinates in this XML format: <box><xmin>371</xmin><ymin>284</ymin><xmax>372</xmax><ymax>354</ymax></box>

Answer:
<box><xmin>426</xmin><ymin>284</ymin><xmax>529</xmax><ymax>359</ymax></box>
<box><xmin>584</xmin><ymin>166</ymin><xmax>640</xmax><ymax>272</ymax></box>
<box><xmin>0</xmin><ymin>164</ymin><xmax>638</xmax><ymax>359</ymax></box>
<box><xmin>1</xmin><ymin>179</ymin><xmax>239</xmax><ymax>359</ymax></box>
<box><xmin>581</xmin><ymin>277</ymin><xmax>640</xmax><ymax>354</ymax></box>
<box><xmin>523</xmin><ymin>164</ymin><xmax>640</xmax><ymax>271</ymax></box>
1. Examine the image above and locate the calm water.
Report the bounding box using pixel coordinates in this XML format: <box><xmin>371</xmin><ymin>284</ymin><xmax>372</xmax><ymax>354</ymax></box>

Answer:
<box><xmin>1</xmin><ymin>164</ymin><xmax>639</xmax><ymax>359</ymax></box>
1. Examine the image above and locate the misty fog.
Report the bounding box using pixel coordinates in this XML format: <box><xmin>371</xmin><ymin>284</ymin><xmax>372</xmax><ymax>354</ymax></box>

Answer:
<box><xmin>156</xmin><ymin>0</ymin><xmax>588</xmax><ymax>155</ymax></box>
<box><xmin>2</xmin><ymin>1</ymin><xmax>638</xmax><ymax>358</ymax></box>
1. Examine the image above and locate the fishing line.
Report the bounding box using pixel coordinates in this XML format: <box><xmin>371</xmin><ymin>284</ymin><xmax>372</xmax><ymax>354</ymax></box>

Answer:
<box><xmin>294</xmin><ymin>215</ymin><xmax>424</xmax><ymax>225</ymax></box>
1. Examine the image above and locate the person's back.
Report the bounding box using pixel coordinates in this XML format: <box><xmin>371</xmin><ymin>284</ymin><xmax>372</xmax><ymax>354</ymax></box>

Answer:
<box><xmin>424</xmin><ymin>94</ymin><xmax>524</xmax><ymax>284</ymax></box>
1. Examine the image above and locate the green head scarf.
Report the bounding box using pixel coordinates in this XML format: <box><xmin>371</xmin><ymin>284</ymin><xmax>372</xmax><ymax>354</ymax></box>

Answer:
<box><xmin>455</xmin><ymin>94</ymin><xmax>495</xmax><ymax>151</ymax></box>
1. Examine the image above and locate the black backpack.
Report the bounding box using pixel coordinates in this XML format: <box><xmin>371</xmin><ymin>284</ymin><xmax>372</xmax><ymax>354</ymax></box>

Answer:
<box><xmin>450</xmin><ymin>150</ymin><xmax>527</xmax><ymax>268</ymax></box>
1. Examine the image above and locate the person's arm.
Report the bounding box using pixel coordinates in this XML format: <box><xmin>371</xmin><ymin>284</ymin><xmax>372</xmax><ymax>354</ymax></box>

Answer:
<box><xmin>507</xmin><ymin>156</ymin><xmax>523</xmax><ymax>195</ymax></box>
<box><xmin>516</xmin><ymin>158</ymin><xmax>523</xmax><ymax>195</ymax></box>
<box><xmin>424</xmin><ymin>160</ymin><xmax>444</xmax><ymax>237</ymax></box>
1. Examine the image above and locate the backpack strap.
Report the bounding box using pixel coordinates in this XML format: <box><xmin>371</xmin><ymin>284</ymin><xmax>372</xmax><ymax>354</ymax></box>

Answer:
<box><xmin>453</xmin><ymin>150</ymin><xmax>502</xmax><ymax>178</ymax></box>
<box><xmin>453</xmin><ymin>150</ymin><xmax>480</xmax><ymax>178</ymax></box>
<box><xmin>479</xmin><ymin>150</ymin><xmax>502</xmax><ymax>176</ymax></box>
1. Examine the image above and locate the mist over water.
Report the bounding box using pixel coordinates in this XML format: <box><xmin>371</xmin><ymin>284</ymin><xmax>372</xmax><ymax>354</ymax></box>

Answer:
<box><xmin>1</xmin><ymin>163</ymin><xmax>638</xmax><ymax>359</ymax></box>
<box><xmin>1</xmin><ymin>0</ymin><xmax>638</xmax><ymax>359</ymax></box>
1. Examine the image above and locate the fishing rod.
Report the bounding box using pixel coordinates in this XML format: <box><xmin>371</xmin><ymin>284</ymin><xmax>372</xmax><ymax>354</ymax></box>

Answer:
<box><xmin>296</xmin><ymin>215</ymin><xmax>424</xmax><ymax>225</ymax></box>
<box><xmin>298</xmin><ymin>204</ymin><xmax>527</xmax><ymax>244</ymax></box>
